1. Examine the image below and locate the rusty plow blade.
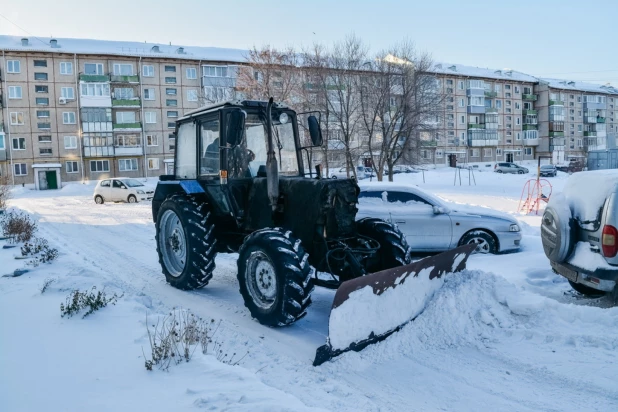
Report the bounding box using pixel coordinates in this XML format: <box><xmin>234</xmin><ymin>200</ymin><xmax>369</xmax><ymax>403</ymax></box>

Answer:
<box><xmin>313</xmin><ymin>244</ymin><xmax>476</xmax><ymax>366</ymax></box>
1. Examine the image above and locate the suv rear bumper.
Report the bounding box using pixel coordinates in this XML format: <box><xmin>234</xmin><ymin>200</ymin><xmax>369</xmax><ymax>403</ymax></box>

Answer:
<box><xmin>550</xmin><ymin>260</ymin><xmax>618</xmax><ymax>292</ymax></box>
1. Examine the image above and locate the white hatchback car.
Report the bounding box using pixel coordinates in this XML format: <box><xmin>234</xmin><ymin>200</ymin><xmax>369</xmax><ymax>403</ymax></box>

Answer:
<box><xmin>93</xmin><ymin>178</ymin><xmax>154</xmax><ymax>204</ymax></box>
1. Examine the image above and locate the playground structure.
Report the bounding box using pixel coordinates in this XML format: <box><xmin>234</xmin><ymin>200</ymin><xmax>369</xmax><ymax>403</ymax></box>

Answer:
<box><xmin>518</xmin><ymin>156</ymin><xmax>553</xmax><ymax>215</ymax></box>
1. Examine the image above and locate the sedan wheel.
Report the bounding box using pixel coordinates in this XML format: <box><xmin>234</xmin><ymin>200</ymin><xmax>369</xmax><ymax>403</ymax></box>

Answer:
<box><xmin>459</xmin><ymin>231</ymin><xmax>497</xmax><ymax>254</ymax></box>
<box><xmin>518</xmin><ymin>170</ymin><xmax>525</xmax><ymax>175</ymax></box>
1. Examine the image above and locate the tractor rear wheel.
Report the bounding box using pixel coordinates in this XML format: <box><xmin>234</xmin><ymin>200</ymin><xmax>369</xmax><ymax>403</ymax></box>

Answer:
<box><xmin>156</xmin><ymin>195</ymin><xmax>217</xmax><ymax>290</ymax></box>
<box><xmin>237</xmin><ymin>228</ymin><xmax>313</xmax><ymax>326</ymax></box>
<box><xmin>357</xmin><ymin>218</ymin><xmax>412</xmax><ymax>272</ymax></box>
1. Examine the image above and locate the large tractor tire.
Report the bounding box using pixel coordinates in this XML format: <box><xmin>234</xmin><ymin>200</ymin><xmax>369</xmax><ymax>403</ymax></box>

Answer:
<box><xmin>156</xmin><ymin>194</ymin><xmax>217</xmax><ymax>290</ymax></box>
<box><xmin>541</xmin><ymin>204</ymin><xmax>575</xmax><ymax>263</ymax></box>
<box><xmin>237</xmin><ymin>228</ymin><xmax>313</xmax><ymax>326</ymax></box>
<box><xmin>357</xmin><ymin>218</ymin><xmax>412</xmax><ymax>273</ymax></box>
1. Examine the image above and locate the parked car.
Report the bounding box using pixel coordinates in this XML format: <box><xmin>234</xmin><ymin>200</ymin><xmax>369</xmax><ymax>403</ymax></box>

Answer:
<box><xmin>329</xmin><ymin>166</ymin><xmax>374</xmax><ymax>180</ymax></box>
<box><xmin>93</xmin><ymin>178</ymin><xmax>154</xmax><ymax>204</ymax></box>
<box><xmin>555</xmin><ymin>159</ymin><xmax>585</xmax><ymax>174</ymax></box>
<box><xmin>357</xmin><ymin>183</ymin><xmax>522</xmax><ymax>254</ymax></box>
<box><xmin>541</xmin><ymin>170</ymin><xmax>618</xmax><ymax>298</ymax></box>
<box><xmin>494</xmin><ymin>162</ymin><xmax>529</xmax><ymax>174</ymax></box>
<box><xmin>539</xmin><ymin>164</ymin><xmax>557</xmax><ymax>177</ymax></box>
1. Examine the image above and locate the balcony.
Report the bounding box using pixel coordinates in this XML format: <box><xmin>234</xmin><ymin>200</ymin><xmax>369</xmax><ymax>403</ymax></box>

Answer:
<box><xmin>467</xmin><ymin>106</ymin><xmax>486</xmax><ymax>114</ymax></box>
<box><xmin>115</xmin><ymin>146</ymin><xmax>144</xmax><ymax>156</ymax></box>
<box><xmin>111</xmin><ymin>75</ymin><xmax>140</xmax><ymax>83</ymax></box>
<box><xmin>485</xmin><ymin>107</ymin><xmax>498</xmax><ymax>114</ymax></box>
<box><xmin>549</xmin><ymin>99</ymin><xmax>564</xmax><ymax>106</ymax></box>
<box><xmin>484</xmin><ymin>90</ymin><xmax>497</xmax><ymax>98</ymax></box>
<box><xmin>522</xmin><ymin>94</ymin><xmax>537</xmax><ymax>101</ymax></box>
<box><xmin>420</xmin><ymin>140</ymin><xmax>437</xmax><ymax>147</ymax></box>
<box><xmin>80</xmin><ymin>94</ymin><xmax>112</xmax><ymax>108</ymax></box>
<box><xmin>468</xmin><ymin>130</ymin><xmax>498</xmax><ymax>147</ymax></box>
<box><xmin>584</xmin><ymin>137</ymin><xmax>606</xmax><ymax>151</ymax></box>
<box><xmin>468</xmin><ymin>124</ymin><xmax>485</xmax><ymax>129</ymax></box>
<box><xmin>112</xmin><ymin>99</ymin><xmax>141</xmax><ymax>107</ymax></box>
<box><xmin>523</xmin><ymin>138</ymin><xmax>539</xmax><ymax>146</ymax></box>
<box><xmin>113</xmin><ymin>122</ymin><xmax>142</xmax><ymax>131</ymax></box>
<box><xmin>83</xmin><ymin>121</ymin><xmax>113</xmax><ymax>132</ymax></box>
<box><xmin>584</xmin><ymin>131</ymin><xmax>597</xmax><ymax>137</ymax></box>
<box><xmin>598</xmin><ymin>117</ymin><xmax>606</xmax><ymax>123</ymax></box>
<box><xmin>551</xmin><ymin>137</ymin><xmax>566</xmax><ymax>147</ymax></box>
<box><xmin>522</xmin><ymin>109</ymin><xmax>537</xmax><ymax>116</ymax></box>
<box><xmin>84</xmin><ymin>146</ymin><xmax>114</xmax><ymax>157</ymax></box>
<box><xmin>522</xmin><ymin>124</ymin><xmax>537</xmax><ymax>130</ymax></box>
<box><xmin>549</xmin><ymin>131</ymin><xmax>564</xmax><ymax>137</ymax></box>
<box><xmin>79</xmin><ymin>74</ymin><xmax>110</xmax><ymax>82</ymax></box>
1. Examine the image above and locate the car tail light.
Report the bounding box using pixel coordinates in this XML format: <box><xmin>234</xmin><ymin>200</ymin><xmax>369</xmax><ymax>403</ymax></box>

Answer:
<box><xmin>602</xmin><ymin>225</ymin><xmax>618</xmax><ymax>258</ymax></box>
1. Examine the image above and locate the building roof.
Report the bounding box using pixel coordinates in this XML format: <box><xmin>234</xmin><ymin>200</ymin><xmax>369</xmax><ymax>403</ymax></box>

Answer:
<box><xmin>538</xmin><ymin>78</ymin><xmax>618</xmax><ymax>95</ymax></box>
<box><xmin>0</xmin><ymin>35</ymin><xmax>247</xmax><ymax>63</ymax></box>
<box><xmin>430</xmin><ymin>63</ymin><xmax>538</xmax><ymax>83</ymax></box>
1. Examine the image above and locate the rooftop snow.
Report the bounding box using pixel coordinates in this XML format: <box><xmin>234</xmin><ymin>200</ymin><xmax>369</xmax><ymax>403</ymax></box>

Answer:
<box><xmin>0</xmin><ymin>35</ymin><xmax>247</xmax><ymax>63</ymax></box>
<box><xmin>538</xmin><ymin>78</ymin><xmax>618</xmax><ymax>95</ymax></box>
<box><xmin>430</xmin><ymin>63</ymin><xmax>538</xmax><ymax>83</ymax></box>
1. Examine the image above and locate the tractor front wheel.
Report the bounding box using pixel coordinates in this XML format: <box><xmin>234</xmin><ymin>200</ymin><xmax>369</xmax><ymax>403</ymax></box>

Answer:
<box><xmin>238</xmin><ymin>228</ymin><xmax>313</xmax><ymax>326</ymax></box>
<box><xmin>357</xmin><ymin>218</ymin><xmax>412</xmax><ymax>273</ymax></box>
<box><xmin>156</xmin><ymin>195</ymin><xmax>217</xmax><ymax>290</ymax></box>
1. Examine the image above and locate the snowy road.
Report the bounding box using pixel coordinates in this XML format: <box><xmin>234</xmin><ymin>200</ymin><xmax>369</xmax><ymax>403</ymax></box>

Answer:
<box><xmin>2</xmin><ymin>169</ymin><xmax>618</xmax><ymax>411</ymax></box>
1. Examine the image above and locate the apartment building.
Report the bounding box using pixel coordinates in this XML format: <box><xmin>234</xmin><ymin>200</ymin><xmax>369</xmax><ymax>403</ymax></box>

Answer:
<box><xmin>0</xmin><ymin>35</ymin><xmax>243</xmax><ymax>188</ymax></box>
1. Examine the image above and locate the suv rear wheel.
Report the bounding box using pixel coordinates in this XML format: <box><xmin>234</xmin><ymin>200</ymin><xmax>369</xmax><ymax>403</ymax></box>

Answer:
<box><xmin>568</xmin><ymin>280</ymin><xmax>605</xmax><ymax>297</ymax></box>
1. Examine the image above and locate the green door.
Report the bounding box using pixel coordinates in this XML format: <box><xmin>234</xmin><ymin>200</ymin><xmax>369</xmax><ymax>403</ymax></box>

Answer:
<box><xmin>46</xmin><ymin>171</ymin><xmax>58</xmax><ymax>190</ymax></box>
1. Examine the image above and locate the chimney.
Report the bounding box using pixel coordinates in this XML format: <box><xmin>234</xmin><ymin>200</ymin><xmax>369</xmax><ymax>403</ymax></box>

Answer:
<box><xmin>21</xmin><ymin>38</ymin><xmax>29</xmax><ymax>46</ymax></box>
<box><xmin>50</xmin><ymin>39</ymin><xmax>58</xmax><ymax>48</ymax></box>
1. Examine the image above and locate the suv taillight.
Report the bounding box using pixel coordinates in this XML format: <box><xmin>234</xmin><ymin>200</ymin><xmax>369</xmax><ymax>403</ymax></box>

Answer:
<box><xmin>602</xmin><ymin>225</ymin><xmax>618</xmax><ymax>258</ymax></box>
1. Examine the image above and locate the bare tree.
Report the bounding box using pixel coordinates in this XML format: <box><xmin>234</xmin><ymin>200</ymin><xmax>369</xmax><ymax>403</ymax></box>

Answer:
<box><xmin>358</xmin><ymin>42</ymin><xmax>444</xmax><ymax>181</ymax></box>
<box><xmin>0</xmin><ymin>174</ymin><xmax>11</xmax><ymax>210</ymax></box>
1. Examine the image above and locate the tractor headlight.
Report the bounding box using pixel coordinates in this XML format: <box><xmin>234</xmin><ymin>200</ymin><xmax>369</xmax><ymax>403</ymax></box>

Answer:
<box><xmin>279</xmin><ymin>112</ymin><xmax>289</xmax><ymax>124</ymax></box>
<box><xmin>136</xmin><ymin>189</ymin><xmax>145</xmax><ymax>194</ymax></box>
<box><xmin>509</xmin><ymin>224</ymin><xmax>520</xmax><ymax>232</ymax></box>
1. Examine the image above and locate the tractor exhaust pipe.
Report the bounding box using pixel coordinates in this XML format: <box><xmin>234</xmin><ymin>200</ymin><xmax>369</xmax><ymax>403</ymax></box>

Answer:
<box><xmin>265</xmin><ymin>97</ymin><xmax>279</xmax><ymax>212</ymax></box>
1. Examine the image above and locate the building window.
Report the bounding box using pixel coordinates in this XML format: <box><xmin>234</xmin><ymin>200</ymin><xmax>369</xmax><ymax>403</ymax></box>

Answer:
<box><xmin>119</xmin><ymin>158</ymin><xmax>138</xmax><ymax>171</ymax></box>
<box><xmin>61</xmin><ymin>87</ymin><xmax>75</xmax><ymax>99</ymax></box>
<box><xmin>143</xmin><ymin>88</ymin><xmax>155</xmax><ymax>100</ymax></box>
<box><xmin>34</xmin><ymin>59</ymin><xmax>47</xmax><ymax>67</ymax></box>
<box><xmin>116</xmin><ymin>111</ymin><xmax>136</xmax><ymax>123</ymax></box>
<box><xmin>14</xmin><ymin>163</ymin><xmax>27</xmax><ymax>176</ymax></box>
<box><xmin>7</xmin><ymin>60</ymin><xmax>20</xmax><ymax>73</ymax></box>
<box><xmin>516</xmin><ymin>117</ymin><xmax>520</xmax><ymax>125</ymax></box>
<box><xmin>81</xmin><ymin>107</ymin><xmax>112</xmax><ymax>122</ymax></box>
<box><xmin>496</xmin><ymin>148</ymin><xmax>502</xmax><ymax>156</ymax></box>
<box><xmin>525</xmin><ymin>148</ymin><xmax>532</xmax><ymax>156</ymax></box>
<box><xmin>147</xmin><ymin>135</ymin><xmax>158</xmax><ymax>146</ymax></box>
<box><xmin>515</xmin><ymin>102</ymin><xmax>520</xmax><ymax>110</ymax></box>
<box><xmin>66</xmin><ymin>161</ymin><xmax>79</xmax><ymax>173</ymax></box>
<box><xmin>10</xmin><ymin>112</ymin><xmax>24</xmax><ymax>125</ymax></box>
<box><xmin>446</xmin><ymin>79</ymin><xmax>453</xmax><ymax>86</ymax></box>
<box><xmin>115</xmin><ymin>135</ymin><xmax>142</xmax><ymax>147</ymax></box>
<box><xmin>142</xmin><ymin>65</ymin><xmax>154</xmax><ymax>77</ymax></box>
<box><xmin>64</xmin><ymin>136</ymin><xmax>78</xmax><ymax>149</ymax></box>
<box><xmin>186</xmin><ymin>68</ymin><xmax>197</xmax><ymax>79</ymax></box>
<box><xmin>165</xmin><ymin>77</ymin><xmax>177</xmax><ymax>84</ymax></box>
<box><xmin>516</xmin><ymin>132</ymin><xmax>521</xmax><ymax>140</ymax></box>
<box><xmin>203</xmin><ymin>66</ymin><xmax>228</xmax><ymax>77</ymax></box>
<box><xmin>34</xmin><ymin>72</ymin><xmax>48</xmax><ymax>81</ymax></box>
<box><xmin>420</xmin><ymin>150</ymin><xmax>430</xmax><ymax>160</ymax></box>
<box><xmin>505</xmin><ymin>85</ymin><xmax>511</xmax><ymax>90</ymax></box>
<box><xmin>37</xmin><ymin>110</ymin><xmax>50</xmax><ymax>118</ymax></box>
<box><xmin>459</xmin><ymin>98</ymin><xmax>465</xmax><ymax>107</ymax></box>
<box><xmin>578</xmin><ymin>124</ymin><xmax>583</xmax><ymax>132</ymax></box>
<box><xmin>60</xmin><ymin>62</ymin><xmax>73</xmax><ymax>75</ymax></box>
<box><xmin>39</xmin><ymin>148</ymin><xmax>52</xmax><ymax>156</ymax></box>
<box><xmin>63</xmin><ymin>112</ymin><xmax>76</xmax><ymax>124</ymax></box>
<box><xmin>187</xmin><ymin>90</ymin><xmax>198</xmax><ymax>102</ymax></box>
<box><xmin>469</xmin><ymin>149</ymin><xmax>480</xmax><ymax>157</ymax></box>
<box><xmin>166</xmin><ymin>88</ymin><xmax>177</xmax><ymax>95</ymax></box>
<box><xmin>84</xmin><ymin>63</ymin><xmax>104</xmax><ymax>75</ymax></box>
<box><xmin>145</xmin><ymin>112</ymin><xmax>157</xmax><ymax>124</ymax></box>
<box><xmin>35</xmin><ymin>85</ymin><xmax>48</xmax><ymax>93</ymax></box>
<box><xmin>38</xmin><ymin>135</ymin><xmax>52</xmax><ymax>142</ymax></box>
<box><xmin>81</xmin><ymin>83</ymin><xmax>110</xmax><ymax>97</ymax></box>
<box><xmin>495</xmin><ymin>100</ymin><xmax>502</xmax><ymax>109</ymax></box>
<box><xmin>165</xmin><ymin>65</ymin><xmax>176</xmax><ymax>72</ymax></box>
<box><xmin>12</xmin><ymin>137</ymin><xmax>26</xmax><ymax>150</ymax></box>
<box><xmin>167</xmin><ymin>111</ymin><xmax>179</xmax><ymax>118</ymax></box>
<box><xmin>113</xmin><ymin>64</ymin><xmax>133</xmax><ymax>75</ymax></box>
<box><xmin>166</xmin><ymin>99</ymin><xmax>177</xmax><ymax>107</ymax></box>
<box><xmin>460</xmin><ymin>115</ymin><xmax>465</xmax><ymax>124</ymax></box>
<box><xmin>90</xmin><ymin>160</ymin><xmax>110</xmax><ymax>172</ymax></box>
<box><xmin>36</xmin><ymin>97</ymin><xmax>50</xmax><ymax>105</ymax></box>
<box><xmin>435</xmin><ymin>150</ymin><xmax>444</xmax><ymax>159</ymax></box>
<box><xmin>514</xmin><ymin>86</ymin><xmax>520</xmax><ymax>94</ymax></box>
<box><xmin>167</xmin><ymin>122</ymin><xmax>176</xmax><ymax>129</ymax></box>
<box><xmin>8</xmin><ymin>86</ymin><xmax>22</xmax><ymax>99</ymax></box>
<box><xmin>458</xmin><ymin>81</ymin><xmax>464</xmax><ymax>90</ymax></box>
<box><xmin>148</xmin><ymin>158</ymin><xmax>160</xmax><ymax>170</ymax></box>
<box><xmin>483</xmin><ymin>148</ymin><xmax>492</xmax><ymax>157</ymax></box>
<box><xmin>38</xmin><ymin>122</ymin><xmax>51</xmax><ymax>129</ymax></box>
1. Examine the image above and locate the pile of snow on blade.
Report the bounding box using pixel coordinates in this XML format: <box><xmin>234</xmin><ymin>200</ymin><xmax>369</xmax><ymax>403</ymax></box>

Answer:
<box><xmin>328</xmin><ymin>266</ymin><xmax>442</xmax><ymax>351</ymax></box>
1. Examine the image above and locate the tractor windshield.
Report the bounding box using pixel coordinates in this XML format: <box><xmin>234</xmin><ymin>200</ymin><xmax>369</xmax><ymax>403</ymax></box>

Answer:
<box><xmin>229</xmin><ymin>110</ymin><xmax>299</xmax><ymax>178</ymax></box>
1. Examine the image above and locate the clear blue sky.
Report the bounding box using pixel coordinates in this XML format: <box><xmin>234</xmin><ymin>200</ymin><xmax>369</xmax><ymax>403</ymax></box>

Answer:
<box><xmin>2</xmin><ymin>0</ymin><xmax>616</xmax><ymax>84</ymax></box>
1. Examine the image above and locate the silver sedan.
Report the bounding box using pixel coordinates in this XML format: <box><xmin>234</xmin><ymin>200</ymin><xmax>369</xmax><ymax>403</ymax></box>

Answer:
<box><xmin>356</xmin><ymin>183</ymin><xmax>522</xmax><ymax>254</ymax></box>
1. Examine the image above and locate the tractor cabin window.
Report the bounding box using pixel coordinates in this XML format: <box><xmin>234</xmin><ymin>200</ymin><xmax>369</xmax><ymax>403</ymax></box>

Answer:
<box><xmin>175</xmin><ymin>122</ymin><xmax>197</xmax><ymax>179</ymax></box>
<box><xmin>200</xmin><ymin>117</ymin><xmax>221</xmax><ymax>176</ymax></box>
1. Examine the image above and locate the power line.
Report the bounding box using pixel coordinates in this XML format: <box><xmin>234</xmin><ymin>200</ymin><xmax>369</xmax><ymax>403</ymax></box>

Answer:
<box><xmin>0</xmin><ymin>12</ymin><xmax>49</xmax><ymax>47</ymax></box>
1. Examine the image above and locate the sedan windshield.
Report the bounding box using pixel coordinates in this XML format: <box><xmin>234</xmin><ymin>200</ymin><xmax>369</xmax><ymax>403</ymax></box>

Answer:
<box><xmin>123</xmin><ymin>179</ymin><xmax>144</xmax><ymax>187</ymax></box>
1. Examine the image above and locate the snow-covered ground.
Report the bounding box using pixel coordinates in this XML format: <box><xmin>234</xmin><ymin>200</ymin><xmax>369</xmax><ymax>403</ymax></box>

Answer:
<box><xmin>1</xmin><ymin>168</ymin><xmax>618</xmax><ymax>412</ymax></box>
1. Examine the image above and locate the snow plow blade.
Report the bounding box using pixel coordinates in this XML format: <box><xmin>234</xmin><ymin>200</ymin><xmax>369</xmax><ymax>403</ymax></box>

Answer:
<box><xmin>313</xmin><ymin>244</ymin><xmax>476</xmax><ymax>366</ymax></box>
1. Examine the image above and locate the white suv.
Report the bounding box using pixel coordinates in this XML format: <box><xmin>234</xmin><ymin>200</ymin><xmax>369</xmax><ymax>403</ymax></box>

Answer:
<box><xmin>541</xmin><ymin>170</ymin><xmax>618</xmax><ymax>299</ymax></box>
<box><xmin>93</xmin><ymin>178</ymin><xmax>154</xmax><ymax>204</ymax></box>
